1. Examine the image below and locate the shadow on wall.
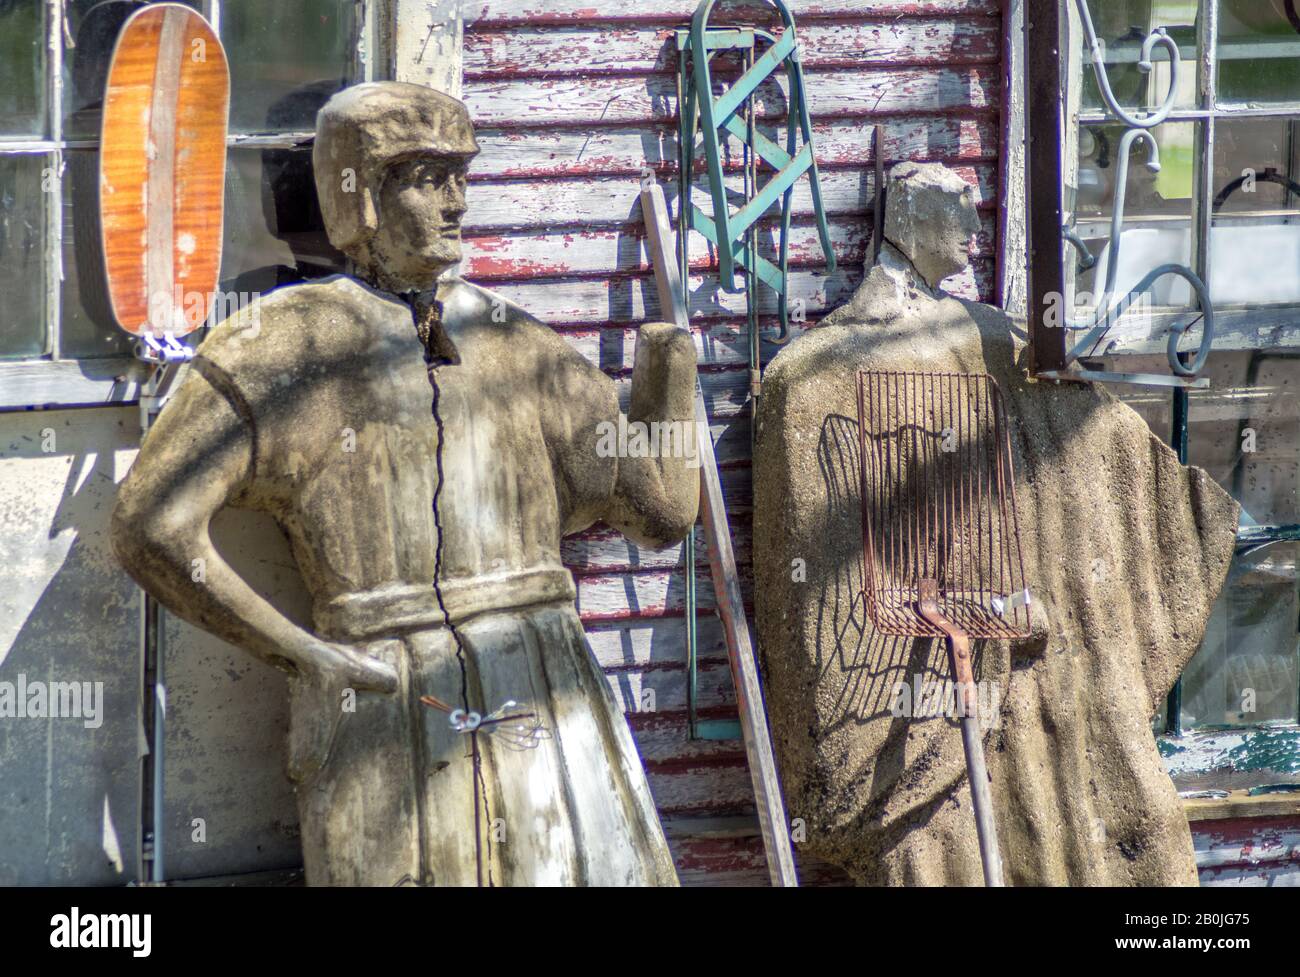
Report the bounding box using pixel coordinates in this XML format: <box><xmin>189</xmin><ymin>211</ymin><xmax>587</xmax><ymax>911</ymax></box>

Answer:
<box><xmin>0</xmin><ymin>407</ymin><xmax>305</xmax><ymax>883</ymax></box>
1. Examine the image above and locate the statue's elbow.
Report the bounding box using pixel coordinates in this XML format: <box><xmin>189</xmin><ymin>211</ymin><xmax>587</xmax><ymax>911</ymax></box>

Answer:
<box><xmin>110</xmin><ymin>485</ymin><xmax>196</xmax><ymax>585</ymax></box>
<box><xmin>626</xmin><ymin>465</ymin><xmax>701</xmax><ymax>549</ymax></box>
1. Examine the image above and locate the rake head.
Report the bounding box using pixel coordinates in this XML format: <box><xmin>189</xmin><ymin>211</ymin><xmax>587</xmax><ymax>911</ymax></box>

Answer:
<box><xmin>856</xmin><ymin>369</ymin><xmax>1031</xmax><ymax>640</ymax></box>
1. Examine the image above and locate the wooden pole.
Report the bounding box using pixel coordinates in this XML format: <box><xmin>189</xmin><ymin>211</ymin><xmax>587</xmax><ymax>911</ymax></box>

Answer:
<box><xmin>640</xmin><ymin>182</ymin><xmax>798</xmax><ymax>887</ymax></box>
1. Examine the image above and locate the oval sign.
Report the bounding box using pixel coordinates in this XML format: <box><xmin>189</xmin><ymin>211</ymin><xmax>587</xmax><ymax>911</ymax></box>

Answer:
<box><xmin>100</xmin><ymin>4</ymin><xmax>229</xmax><ymax>337</ymax></box>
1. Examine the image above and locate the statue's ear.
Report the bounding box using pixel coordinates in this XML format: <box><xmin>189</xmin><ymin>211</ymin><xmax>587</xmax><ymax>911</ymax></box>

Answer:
<box><xmin>359</xmin><ymin>185</ymin><xmax>380</xmax><ymax>240</ymax></box>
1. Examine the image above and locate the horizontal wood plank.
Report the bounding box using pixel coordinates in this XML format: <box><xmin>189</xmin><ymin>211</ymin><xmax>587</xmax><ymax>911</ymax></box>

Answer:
<box><xmin>472</xmin><ymin>117</ymin><xmax>997</xmax><ymax>179</ymax></box>
<box><xmin>460</xmin><ymin>214</ymin><xmax>997</xmax><ymax>279</ymax></box>
<box><xmin>464</xmin><ymin>165</ymin><xmax>996</xmax><ymax>231</ymax></box>
<box><xmin>466</xmin><ymin>1</ymin><xmax>1000</xmax><ymax>28</ymax></box>
<box><xmin>464</xmin><ymin>18</ymin><xmax>999</xmax><ymax>79</ymax></box>
<box><xmin>464</xmin><ymin>66</ymin><xmax>997</xmax><ymax>126</ymax></box>
<box><xmin>472</xmin><ymin>259</ymin><xmax>993</xmax><ymax>323</ymax></box>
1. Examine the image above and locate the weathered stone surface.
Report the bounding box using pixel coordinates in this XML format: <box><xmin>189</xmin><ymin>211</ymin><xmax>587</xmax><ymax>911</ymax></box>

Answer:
<box><xmin>753</xmin><ymin>165</ymin><xmax>1239</xmax><ymax>886</ymax></box>
<box><xmin>881</xmin><ymin>161</ymin><xmax>980</xmax><ymax>289</ymax></box>
<box><xmin>111</xmin><ymin>83</ymin><xmax>698</xmax><ymax>886</ymax></box>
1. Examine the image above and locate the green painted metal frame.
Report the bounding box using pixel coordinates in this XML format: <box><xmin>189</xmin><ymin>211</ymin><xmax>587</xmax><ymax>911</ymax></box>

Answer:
<box><xmin>675</xmin><ymin>0</ymin><xmax>834</xmax><ymax>346</ymax></box>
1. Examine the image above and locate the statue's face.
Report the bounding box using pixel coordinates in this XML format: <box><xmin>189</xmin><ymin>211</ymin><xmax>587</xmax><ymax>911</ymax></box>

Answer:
<box><xmin>368</xmin><ymin>157</ymin><xmax>469</xmax><ymax>289</ymax></box>
<box><xmin>944</xmin><ymin>190</ymin><xmax>981</xmax><ymax>279</ymax></box>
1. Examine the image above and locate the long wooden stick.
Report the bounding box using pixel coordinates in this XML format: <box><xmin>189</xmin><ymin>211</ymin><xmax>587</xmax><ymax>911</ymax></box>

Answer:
<box><xmin>639</xmin><ymin>182</ymin><xmax>798</xmax><ymax>887</ymax></box>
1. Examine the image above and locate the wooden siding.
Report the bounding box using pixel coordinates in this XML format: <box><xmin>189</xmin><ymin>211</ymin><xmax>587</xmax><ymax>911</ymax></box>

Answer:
<box><xmin>460</xmin><ymin>0</ymin><xmax>999</xmax><ymax>886</ymax></box>
<box><xmin>1193</xmin><ymin>818</ymin><xmax>1300</xmax><ymax>887</ymax></box>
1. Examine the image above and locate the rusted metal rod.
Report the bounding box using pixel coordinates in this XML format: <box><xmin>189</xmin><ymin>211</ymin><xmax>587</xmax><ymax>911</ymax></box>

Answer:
<box><xmin>918</xmin><ymin>579</ymin><xmax>1004</xmax><ymax>887</ymax></box>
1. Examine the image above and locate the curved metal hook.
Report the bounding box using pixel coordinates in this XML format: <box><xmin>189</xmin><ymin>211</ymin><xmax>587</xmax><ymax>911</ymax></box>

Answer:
<box><xmin>1213</xmin><ymin>166</ymin><xmax>1300</xmax><ymax>210</ymax></box>
<box><xmin>1095</xmin><ymin>128</ymin><xmax>1161</xmax><ymax>312</ymax></box>
<box><xmin>1288</xmin><ymin>0</ymin><xmax>1300</xmax><ymax>35</ymax></box>
<box><xmin>1063</xmin><ymin>225</ymin><xmax>1097</xmax><ymax>271</ymax></box>
<box><xmin>1076</xmin><ymin>0</ymin><xmax>1181</xmax><ymax>129</ymax></box>
<box><xmin>1070</xmin><ymin>262</ymin><xmax>1215</xmax><ymax>376</ymax></box>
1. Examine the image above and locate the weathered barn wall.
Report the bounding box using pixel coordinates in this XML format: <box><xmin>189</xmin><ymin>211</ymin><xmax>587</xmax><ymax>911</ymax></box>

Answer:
<box><xmin>1193</xmin><ymin>817</ymin><xmax>1300</xmax><ymax>887</ymax></box>
<box><xmin>454</xmin><ymin>0</ymin><xmax>1000</xmax><ymax>883</ymax></box>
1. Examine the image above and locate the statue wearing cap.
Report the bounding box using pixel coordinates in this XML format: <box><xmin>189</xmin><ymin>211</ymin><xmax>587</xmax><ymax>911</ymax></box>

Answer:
<box><xmin>112</xmin><ymin>82</ymin><xmax>699</xmax><ymax>885</ymax></box>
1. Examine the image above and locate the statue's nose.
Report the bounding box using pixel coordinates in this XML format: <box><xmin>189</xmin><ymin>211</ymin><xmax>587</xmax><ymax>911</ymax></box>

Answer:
<box><xmin>445</xmin><ymin>183</ymin><xmax>467</xmax><ymax>217</ymax></box>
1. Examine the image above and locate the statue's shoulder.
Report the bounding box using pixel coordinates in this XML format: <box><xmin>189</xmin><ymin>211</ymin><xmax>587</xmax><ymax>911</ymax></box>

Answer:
<box><xmin>441</xmin><ymin>278</ymin><xmax>586</xmax><ymax>361</ymax></box>
<box><xmin>440</xmin><ymin>278</ymin><xmax>542</xmax><ymax>331</ymax></box>
<box><xmin>198</xmin><ymin>275</ymin><xmax>412</xmax><ymax>365</ymax></box>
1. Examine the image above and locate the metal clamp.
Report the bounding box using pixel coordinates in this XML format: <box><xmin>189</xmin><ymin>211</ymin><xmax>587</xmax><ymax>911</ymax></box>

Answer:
<box><xmin>134</xmin><ymin>332</ymin><xmax>195</xmax><ymax>364</ymax></box>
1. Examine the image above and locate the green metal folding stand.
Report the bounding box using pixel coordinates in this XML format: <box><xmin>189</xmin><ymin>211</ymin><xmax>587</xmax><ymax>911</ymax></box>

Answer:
<box><xmin>676</xmin><ymin>0</ymin><xmax>834</xmax><ymax>346</ymax></box>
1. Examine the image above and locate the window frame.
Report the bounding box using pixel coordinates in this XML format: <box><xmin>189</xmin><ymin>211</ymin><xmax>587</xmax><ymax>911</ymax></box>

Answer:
<box><xmin>1027</xmin><ymin>0</ymin><xmax>1300</xmax><ymax>787</ymax></box>
<box><xmin>0</xmin><ymin>0</ymin><xmax>386</xmax><ymax>411</ymax></box>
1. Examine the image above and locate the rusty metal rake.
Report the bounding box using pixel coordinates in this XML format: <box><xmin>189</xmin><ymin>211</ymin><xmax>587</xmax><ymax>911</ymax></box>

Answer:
<box><xmin>856</xmin><ymin>369</ymin><xmax>1031</xmax><ymax>887</ymax></box>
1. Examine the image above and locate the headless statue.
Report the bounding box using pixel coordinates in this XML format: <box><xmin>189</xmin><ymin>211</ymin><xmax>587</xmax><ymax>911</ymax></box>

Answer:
<box><xmin>753</xmin><ymin>163</ymin><xmax>1238</xmax><ymax>885</ymax></box>
<box><xmin>112</xmin><ymin>82</ymin><xmax>699</xmax><ymax>886</ymax></box>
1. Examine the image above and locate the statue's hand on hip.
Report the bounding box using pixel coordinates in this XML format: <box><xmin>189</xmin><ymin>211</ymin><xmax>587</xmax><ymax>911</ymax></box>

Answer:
<box><xmin>300</xmin><ymin>639</ymin><xmax>400</xmax><ymax>694</ymax></box>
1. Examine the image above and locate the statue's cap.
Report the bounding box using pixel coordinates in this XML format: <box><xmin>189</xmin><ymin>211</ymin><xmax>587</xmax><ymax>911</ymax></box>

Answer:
<box><xmin>313</xmin><ymin>82</ymin><xmax>479</xmax><ymax>253</ymax></box>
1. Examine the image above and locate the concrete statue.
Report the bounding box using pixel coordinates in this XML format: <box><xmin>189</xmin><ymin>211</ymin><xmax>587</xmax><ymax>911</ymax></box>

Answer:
<box><xmin>753</xmin><ymin>162</ymin><xmax>1239</xmax><ymax>885</ymax></box>
<box><xmin>112</xmin><ymin>82</ymin><xmax>699</xmax><ymax>886</ymax></box>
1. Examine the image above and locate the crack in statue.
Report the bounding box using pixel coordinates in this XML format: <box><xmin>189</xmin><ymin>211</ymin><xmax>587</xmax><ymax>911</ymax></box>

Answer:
<box><xmin>112</xmin><ymin>83</ymin><xmax>699</xmax><ymax>886</ymax></box>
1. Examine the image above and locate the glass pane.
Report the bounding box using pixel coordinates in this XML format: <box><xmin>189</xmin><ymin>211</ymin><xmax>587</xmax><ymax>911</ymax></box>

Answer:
<box><xmin>1082</xmin><ymin>353</ymin><xmax>1300</xmax><ymax>729</ymax></box>
<box><xmin>1182</xmin><ymin>543</ymin><xmax>1300</xmax><ymax>727</ymax></box>
<box><xmin>1070</xmin><ymin>121</ymin><xmax>1198</xmax><ymax>330</ymax></box>
<box><xmin>1217</xmin><ymin>1</ymin><xmax>1300</xmax><ymax>106</ymax></box>
<box><xmin>0</xmin><ymin>0</ymin><xmax>46</xmax><ymax>136</ymax></box>
<box><xmin>0</xmin><ymin>154</ymin><xmax>48</xmax><ymax>358</ymax></box>
<box><xmin>218</xmin><ymin>147</ymin><xmax>346</xmax><ymax>302</ymax></box>
<box><xmin>222</xmin><ymin>0</ymin><xmax>357</xmax><ymax>134</ymax></box>
<box><xmin>1078</xmin><ymin>0</ymin><xmax>1199</xmax><ymax>116</ymax></box>
<box><xmin>64</xmin><ymin>0</ymin><xmax>201</xmax><ymax>141</ymax></box>
<box><xmin>1187</xmin><ymin>351</ymin><xmax>1300</xmax><ymax>526</ymax></box>
<box><xmin>1208</xmin><ymin>117</ymin><xmax>1300</xmax><ymax>306</ymax></box>
<box><xmin>61</xmin><ymin>149</ymin><xmax>133</xmax><ymax>358</ymax></box>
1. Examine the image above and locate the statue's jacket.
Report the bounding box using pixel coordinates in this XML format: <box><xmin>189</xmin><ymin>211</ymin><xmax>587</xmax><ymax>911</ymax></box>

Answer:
<box><xmin>146</xmin><ymin>275</ymin><xmax>678</xmax><ymax>886</ymax></box>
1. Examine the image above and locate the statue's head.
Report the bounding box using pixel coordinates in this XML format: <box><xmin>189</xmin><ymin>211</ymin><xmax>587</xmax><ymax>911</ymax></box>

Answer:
<box><xmin>314</xmin><ymin>82</ymin><xmax>480</xmax><ymax>292</ymax></box>
<box><xmin>882</xmin><ymin>162</ymin><xmax>980</xmax><ymax>290</ymax></box>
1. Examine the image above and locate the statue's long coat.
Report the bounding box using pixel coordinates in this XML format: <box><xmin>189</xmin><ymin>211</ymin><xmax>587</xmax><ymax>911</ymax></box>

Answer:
<box><xmin>128</xmin><ymin>275</ymin><xmax>678</xmax><ymax>885</ymax></box>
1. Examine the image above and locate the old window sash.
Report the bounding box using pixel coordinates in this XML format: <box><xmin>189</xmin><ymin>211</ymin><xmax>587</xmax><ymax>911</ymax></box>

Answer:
<box><xmin>0</xmin><ymin>0</ymin><xmax>386</xmax><ymax>412</ymax></box>
<box><xmin>1028</xmin><ymin>0</ymin><xmax>1300</xmax><ymax>791</ymax></box>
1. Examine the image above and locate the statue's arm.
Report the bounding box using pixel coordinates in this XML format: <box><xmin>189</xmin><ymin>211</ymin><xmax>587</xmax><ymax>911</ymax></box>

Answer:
<box><xmin>601</xmin><ymin>322</ymin><xmax>701</xmax><ymax>548</ymax></box>
<box><xmin>111</xmin><ymin>363</ymin><xmax>397</xmax><ymax>693</ymax></box>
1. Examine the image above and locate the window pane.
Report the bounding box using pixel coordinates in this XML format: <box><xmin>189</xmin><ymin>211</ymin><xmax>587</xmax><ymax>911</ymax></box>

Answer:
<box><xmin>61</xmin><ymin>150</ymin><xmax>134</xmax><ymax>358</ymax></box>
<box><xmin>1209</xmin><ymin>116</ymin><xmax>1300</xmax><ymax>306</ymax></box>
<box><xmin>1187</xmin><ymin>351</ymin><xmax>1300</xmax><ymax>526</ymax></box>
<box><xmin>0</xmin><ymin>0</ymin><xmax>46</xmax><ymax>136</ymax></box>
<box><xmin>222</xmin><ymin>1</ymin><xmax>357</xmax><ymax>134</ymax></box>
<box><xmin>1217</xmin><ymin>2</ymin><xmax>1300</xmax><ymax>106</ymax></box>
<box><xmin>1078</xmin><ymin>0</ymin><xmax>1198</xmax><ymax>116</ymax></box>
<box><xmin>1083</xmin><ymin>353</ymin><xmax>1300</xmax><ymax>729</ymax></box>
<box><xmin>64</xmin><ymin>0</ymin><xmax>201</xmax><ymax>141</ymax></box>
<box><xmin>1182</xmin><ymin>543</ymin><xmax>1300</xmax><ymax>727</ymax></box>
<box><xmin>218</xmin><ymin>147</ymin><xmax>346</xmax><ymax>302</ymax></box>
<box><xmin>1185</xmin><ymin>352</ymin><xmax>1300</xmax><ymax>728</ymax></box>
<box><xmin>0</xmin><ymin>154</ymin><xmax>48</xmax><ymax>358</ymax></box>
<box><xmin>1070</xmin><ymin>121</ymin><xmax>1198</xmax><ymax>327</ymax></box>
